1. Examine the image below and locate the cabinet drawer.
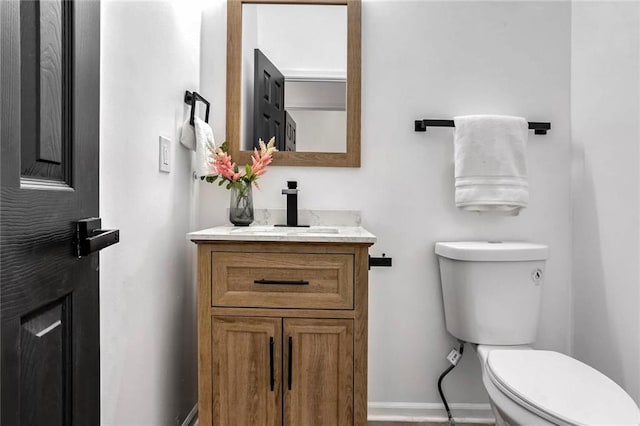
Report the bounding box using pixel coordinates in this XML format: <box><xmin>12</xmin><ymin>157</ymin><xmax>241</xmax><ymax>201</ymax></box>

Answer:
<box><xmin>211</xmin><ymin>252</ymin><xmax>354</xmax><ymax>309</ymax></box>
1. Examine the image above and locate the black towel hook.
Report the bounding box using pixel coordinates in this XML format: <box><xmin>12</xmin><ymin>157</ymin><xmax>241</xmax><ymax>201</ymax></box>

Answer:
<box><xmin>184</xmin><ymin>90</ymin><xmax>210</xmax><ymax>126</ymax></box>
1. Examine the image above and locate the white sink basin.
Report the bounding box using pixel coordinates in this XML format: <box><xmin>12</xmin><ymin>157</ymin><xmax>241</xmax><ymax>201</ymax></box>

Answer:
<box><xmin>298</xmin><ymin>228</ymin><xmax>339</xmax><ymax>234</ymax></box>
<box><xmin>230</xmin><ymin>226</ymin><xmax>339</xmax><ymax>235</ymax></box>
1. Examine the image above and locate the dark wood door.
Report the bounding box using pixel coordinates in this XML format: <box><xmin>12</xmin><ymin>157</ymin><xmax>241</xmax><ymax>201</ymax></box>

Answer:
<box><xmin>253</xmin><ymin>48</ymin><xmax>286</xmax><ymax>151</ymax></box>
<box><xmin>284</xmin><ymin>111</ymin><xmax>297</xmax><ymax>152</ymax></box>
<box><xmin>1</xmin><ymin>1</ymin><xmax>102</xmax><ymax>425</ymax></box>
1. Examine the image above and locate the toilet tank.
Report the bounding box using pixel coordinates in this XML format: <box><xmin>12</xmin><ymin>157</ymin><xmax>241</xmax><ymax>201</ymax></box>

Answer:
<box><xmin>435</xmin><ymin>242</ymin><xmax>548</xmax><ymax>345</ymax></box>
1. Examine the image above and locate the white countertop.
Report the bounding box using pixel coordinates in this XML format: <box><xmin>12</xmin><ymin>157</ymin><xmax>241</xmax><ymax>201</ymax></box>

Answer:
<box><xmin>188</xmin><ymin>225</ymin><xmax>377</xmax><ymax>244</ymax></box>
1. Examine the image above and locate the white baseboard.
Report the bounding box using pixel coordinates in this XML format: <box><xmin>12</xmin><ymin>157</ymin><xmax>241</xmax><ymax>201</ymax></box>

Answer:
<box><xmin>181</xmin><ymin>404</ymin><xmax>198</xmax><ymax>426</ymax></box>
<box><xmin>368</xmin><ymin>401</ymin><xmax>495</xmax><ymax>423</ymax></box>
<box><xmin>182</xmin><ymin>401</ymin><xmax>493</xmax><ymax>424</ymax></box>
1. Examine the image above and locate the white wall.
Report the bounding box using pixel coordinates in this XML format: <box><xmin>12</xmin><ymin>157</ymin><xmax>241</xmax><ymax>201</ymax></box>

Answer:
<box><xmin>199</xmin><ymin>0</ymin><xmax>572</xmax><ymax>419</ymax></box>
<box><xmin>571</xmin><ymin>1</ymin><xmax>640</xmax><ymax>404</ymax></box>
<box><xmin>100</xmin><ymin>1</ymin><xmax>201</xmax><ymax>424</ymax></box>
<box><xmin>286</xmin><ymin>80</ymin><xmax>347</xmax><ymax>152</ymax></box>
<box><xmin>289</xmin><ymin>109</ymin><xmax>346</xmax><ymax>152</ymax></box>
<box><xmin>249</xmin><ymin>3</ymin><xmax>346</xmax><ymax>76</ymax></box>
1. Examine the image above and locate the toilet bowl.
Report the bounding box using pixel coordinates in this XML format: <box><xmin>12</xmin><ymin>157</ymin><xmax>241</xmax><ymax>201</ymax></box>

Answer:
<box><xmin>435</xmin><ymin>242</ymin><xmax>640</xmax><ymax>425</ymax></box>
<box><xmin>476</xmin><ymin>345</ymin><xmax>640</xmax><ymax>426</ymax></box>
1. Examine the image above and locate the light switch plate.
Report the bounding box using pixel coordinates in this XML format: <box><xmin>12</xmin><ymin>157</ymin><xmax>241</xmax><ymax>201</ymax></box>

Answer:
<box><xmin>159</xmin><ymin>136</ymin><xmax>171</xmax><ymax>173</ymax></box>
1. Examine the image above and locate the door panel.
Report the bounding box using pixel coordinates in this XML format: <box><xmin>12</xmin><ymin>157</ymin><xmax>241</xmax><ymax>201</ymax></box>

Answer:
<box><xmin>284</xmin><ymin>111</ymin><xmax>296</xmax><ymax>152</ymax></box>
<box><xmin>20</xmin><ymin>297</ymin><xmax>71</xmax><ymax>426</ymax></box>
<box><xmin>1</xmin><ymin>1</ymin><xmax>101</xmax><ymax>424</ymax></box>
<box><xmin>19</xmin><ymin>0</ymin><xmax>72</xmax><ymax>181</ymax></box>
<box><xmin>284</xmin><ymin>318</ymin><xmax>354</xmax><ymax>426</ymax></box>
<box><xmin>253</xmin><ymin>48</ymin><xmax>285</xmax><ymax>151</ymax></box>
<box><xmin>38</xmin><ymin>0</ymin><xmax>64</xmax><ymax>164</ymax></box>
<box><xmin>212</xmin><ymin>316</ymin><xmax>282</xmax><ymax>426</ymax></box>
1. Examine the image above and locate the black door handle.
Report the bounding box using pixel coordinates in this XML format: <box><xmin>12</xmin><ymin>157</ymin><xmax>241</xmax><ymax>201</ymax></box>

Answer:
<box><xmin>75</xmin><ymin>218</ymin><xmax>120</xmax><ymax>258</ymax></box>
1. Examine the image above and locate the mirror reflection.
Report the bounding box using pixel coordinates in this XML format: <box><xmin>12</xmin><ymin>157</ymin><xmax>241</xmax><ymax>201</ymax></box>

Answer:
<box><xmin>241</xmin><ymin>4</ymin><xmax>347</xmax><ymax>153</ymax></box>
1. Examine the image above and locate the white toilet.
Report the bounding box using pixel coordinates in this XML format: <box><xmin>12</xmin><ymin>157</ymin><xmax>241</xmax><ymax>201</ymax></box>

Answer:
<box><xmin>435</xmin><ymin>241</ymin><xmax>640</xmax><ymax>426</ymax></box>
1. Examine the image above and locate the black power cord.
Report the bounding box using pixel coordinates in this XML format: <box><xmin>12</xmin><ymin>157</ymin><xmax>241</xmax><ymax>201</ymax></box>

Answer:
<box><xmin>437</xmin><ymin>341</ymin><xmax>465</xmax><ymax>425</ymax></box>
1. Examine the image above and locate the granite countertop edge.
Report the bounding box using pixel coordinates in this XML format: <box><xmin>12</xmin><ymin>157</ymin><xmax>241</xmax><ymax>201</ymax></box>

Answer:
<box><xmin>187</xmin><ymin>225</ymin><xmax>377</xmax><ymax>244</ymax></box>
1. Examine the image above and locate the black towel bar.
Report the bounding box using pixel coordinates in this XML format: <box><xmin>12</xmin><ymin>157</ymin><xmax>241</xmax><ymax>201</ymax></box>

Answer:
<box><xmin>414</xmin><ymin>119</ymin><xmax>551</xmax><ymax>135</ymax></box>
<box><xmin>184</xmin><ymin>90</ymin><xmax>210</xmax><ymax>126</ymax></box>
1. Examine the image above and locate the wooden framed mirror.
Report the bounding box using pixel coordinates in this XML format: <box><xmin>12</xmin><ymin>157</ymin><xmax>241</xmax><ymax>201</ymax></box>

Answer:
<box><xmin>226</xmin><ymin>0</ymin><xmax>361</xmax><ymax>167</ymax></box>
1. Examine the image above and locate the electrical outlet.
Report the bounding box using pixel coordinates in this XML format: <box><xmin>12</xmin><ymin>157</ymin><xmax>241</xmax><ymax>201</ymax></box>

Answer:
<box><xmin>446</xmin><ymin>349</ymin><xmax>461</xmax><ymax>366</ymax></box>
<box><xmin>159</xmin><ymin>136</ymin><xmax>171</xmax><ymax>173</ymax></box>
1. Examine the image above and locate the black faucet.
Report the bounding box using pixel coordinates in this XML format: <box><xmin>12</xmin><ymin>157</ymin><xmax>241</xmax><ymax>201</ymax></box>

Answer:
<box><xmin>282</xmin><ymin>181</ymin><xmax>299</xmax><ymax>227</ymax></box>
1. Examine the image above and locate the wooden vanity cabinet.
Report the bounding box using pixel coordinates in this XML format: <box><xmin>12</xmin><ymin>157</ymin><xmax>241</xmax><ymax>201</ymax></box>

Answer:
<box><xmin>211</xmin><ymin>316</ymin><xmax>282</xmax><ymax>425</ymax></box>
<box><xmin>195</xmin><ymin>241</ymin><xmax>372</xmax><ymax>426</ymax></box>
<box><xmin>284</xmin><ymin>318</ymin><xmax>354</xmax><ymax>426</ymax></box>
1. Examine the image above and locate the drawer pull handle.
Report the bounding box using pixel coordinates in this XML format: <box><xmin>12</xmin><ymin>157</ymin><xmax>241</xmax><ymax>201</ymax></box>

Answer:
<box><xmin>254</xmin><ymin>279</ymin><xmax>310</xmax><ymax>286</ymax></box>
<box><xmin>269</xmin><ymin>337</ymin><xmax>275</xmax><ymax>392</ymax></box>
<box><xmin>288</xmin><ymin>336</ymin><xmax>293</xmax><ymax>390</ymax></box>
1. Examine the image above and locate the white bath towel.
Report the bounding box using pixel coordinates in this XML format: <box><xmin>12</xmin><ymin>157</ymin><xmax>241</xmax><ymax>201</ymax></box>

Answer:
<box><xmin>453</xmin><ymin>115</ymin><xmax>529</xmax><ymax>215</ymax></box>
<box><xmin>180</xmin><ymin>117</ymin><xmax>216</xmax><ymax>177</ymax></box>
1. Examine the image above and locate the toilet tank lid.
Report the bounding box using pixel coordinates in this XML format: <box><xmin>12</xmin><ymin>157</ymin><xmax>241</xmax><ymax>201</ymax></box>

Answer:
<box><xmin>435</xmin><ymin>241</ymin><xmax>548</xmax><ymax>261</ymax></box>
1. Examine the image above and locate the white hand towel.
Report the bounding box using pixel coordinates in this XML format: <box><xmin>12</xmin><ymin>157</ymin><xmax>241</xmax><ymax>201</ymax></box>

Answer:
<box><xmin>180</xmin><ymin>117</ymin><xmax>216</xmax><ymax>177</ymax></box>
<box><xmin>179</xmin><ymin>117</ymin><xmax>196</xmax><ymax>151</ymax></box>
<box><xmin>453</xmin><ymin>115</ymin><xmax>528</xmax><ymax>215</ymax></box>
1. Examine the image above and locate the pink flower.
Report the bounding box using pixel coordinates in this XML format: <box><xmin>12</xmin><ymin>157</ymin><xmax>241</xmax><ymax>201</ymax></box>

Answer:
<box><xmin>213</xmin><ymin>151</ymin><xmax>241</xmax><ymax>182</ymax></box>
<box><xmin>203</xmin><ymin>138</ymin><xmax>277</xmax><ymax>188</ymax></box>
<box><xmin>250</xmin><ymin>151</ymin><xmax>273</xmax><ymax>176</ymax></box>
<box><xmin>250</xmin><ymin>137</ymin><xmax>277</xmax><ymax>183</ymax></box>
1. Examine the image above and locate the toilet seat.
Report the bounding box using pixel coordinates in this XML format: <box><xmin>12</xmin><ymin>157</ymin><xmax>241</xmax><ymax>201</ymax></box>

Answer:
<box><xmin>486</xmin><ymin>350</ymin><xmax>640</xmax><ymax>426</ymax></box>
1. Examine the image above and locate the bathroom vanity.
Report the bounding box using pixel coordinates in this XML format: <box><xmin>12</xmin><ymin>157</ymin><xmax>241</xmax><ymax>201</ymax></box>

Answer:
<box><xmin>188</xmin><ymin>226</ymin><xmax>376</xmax><ymax>426</ymax></box>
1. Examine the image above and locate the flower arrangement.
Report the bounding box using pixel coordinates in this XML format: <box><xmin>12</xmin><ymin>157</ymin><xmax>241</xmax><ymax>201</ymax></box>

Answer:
<box><xmin>201</xmin><ymin>137</ymin><xmax>277</xmax><ymax>225</ymax></box>
<box><xmin>201</xmin><ymin>137</ymin><xmax>277</xmax><ymax>189</ymax></box>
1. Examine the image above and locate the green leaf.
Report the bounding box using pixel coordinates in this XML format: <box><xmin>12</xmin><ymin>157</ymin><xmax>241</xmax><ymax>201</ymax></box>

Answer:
<box><xmin>245</xmin><ymin>164</ymin><xmax>252</xmax><ymax>176</ymax></box>
<box><xmin>226</xmin><ymin>182</ymin><xmax>232</xmax><ymax>190</ymax></box>
<box><xmin>218</xmin><ymin>179</ymin><xmax>224</xmax><ymax>186</ymax></box>
<box><xmin>201</xmin><ymin>175</ymin><xmax>221</xmax><ymax>184</ymax></box>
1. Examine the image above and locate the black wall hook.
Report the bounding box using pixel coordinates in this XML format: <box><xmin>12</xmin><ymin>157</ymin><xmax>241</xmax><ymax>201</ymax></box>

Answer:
<box><xmin>184</xmin><ymin>91</ymin><xmax>210</xmax><ymax>126</ymax></box>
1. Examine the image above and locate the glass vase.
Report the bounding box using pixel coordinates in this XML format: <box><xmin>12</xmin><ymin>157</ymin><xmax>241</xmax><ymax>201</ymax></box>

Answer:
<box><xmin>229</xmin><ymin>183</ymin><xmax>254</xmax><ymax>226</ymax></box>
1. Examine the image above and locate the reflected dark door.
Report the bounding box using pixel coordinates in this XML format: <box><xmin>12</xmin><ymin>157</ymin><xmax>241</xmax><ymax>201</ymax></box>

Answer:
<box><xmin>284</xmin><ymin>111</ymin><xmax>296</xmax><ymax>152</ymax></box>
<box><xmin>1</xmin><ymin>1</ymin><xmax>101</xmax><ymax>425</ymax></box>
<box><xmin>253</xmin><ymin>49</ymin><xmax>286</xmax><ymax>151</ymax></box>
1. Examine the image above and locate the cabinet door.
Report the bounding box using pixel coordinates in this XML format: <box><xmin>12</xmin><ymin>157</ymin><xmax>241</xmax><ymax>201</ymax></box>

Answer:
<box><xmin>284</xmin><ymin>318</ymin><xmax>354</xmax><ymax>426</ymax></box>
<box><xmin>212</xmin><ymin>316</ymin><xmax>282</xmax><ymax>426</ymax></box>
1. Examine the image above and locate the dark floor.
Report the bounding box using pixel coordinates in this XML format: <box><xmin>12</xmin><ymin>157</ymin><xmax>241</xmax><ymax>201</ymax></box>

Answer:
<box><xmin>368</xmin><ymin>422</ymin><xmax>494</xmax><ymax>426</ymax></box>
